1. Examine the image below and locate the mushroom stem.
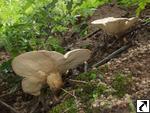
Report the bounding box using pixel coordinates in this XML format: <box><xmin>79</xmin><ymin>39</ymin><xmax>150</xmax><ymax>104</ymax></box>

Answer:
<box><xmin>47</xmin><ymin>72</ymin><xmax>64</xmax><ymax>99</ymax></box>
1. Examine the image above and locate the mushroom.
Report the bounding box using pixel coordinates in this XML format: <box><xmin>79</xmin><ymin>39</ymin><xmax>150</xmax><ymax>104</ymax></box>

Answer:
<box><xmin>91</xmin><ymin>17</ymin><xmax>139</xmax><ymax>37</ymax></box>
<box><xmin>12</xmin><ymin>49</ymin><xmax>91</xmax><ymax>96</ymax></box>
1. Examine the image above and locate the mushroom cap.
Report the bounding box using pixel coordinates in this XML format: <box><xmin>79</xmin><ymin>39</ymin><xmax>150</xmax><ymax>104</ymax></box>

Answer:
<box><xmin>12</xmin><ymin>50</ymin><xmax>63</xmax><ymax>78</ymax></box>
<box><xmin>62</xmin><ymin>49</ymin><xmax>91</xmax><ymax>72</ymax></box>
<box><xmin>12</xmin><ymin>49</ymin><xmax>91</xmax><ymax>96</ymax></box>
<box><xmin>12</xmin><ymin>49</ymin><xmax>91</xmax><ymax>77</ymax></box>
<box><xmin>91</xmin><ymin>17</ymin><xmax>128</xmax><ymax>25</ymax></box>
<box><xmin>91</xmin><ymin>17</ymin><xmax>138</xmax><ymax>36</ymax></box>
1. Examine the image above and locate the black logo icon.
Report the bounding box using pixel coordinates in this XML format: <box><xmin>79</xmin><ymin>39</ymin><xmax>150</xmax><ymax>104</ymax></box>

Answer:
<box><xmin>137</xmin><ymin>100</ymin><xmax>149</xmax><ymax>113</ymax></box>
<box><xmin>139</xmin><ymin>101</ymin><xmax>147</xmax><ymax>111</ymax></box>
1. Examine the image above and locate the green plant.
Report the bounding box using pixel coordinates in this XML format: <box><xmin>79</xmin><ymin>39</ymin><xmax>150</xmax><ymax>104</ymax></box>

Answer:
<box><xmin>136</xmin><ymin>0</ymin><xmax>150</xmax><ymax>16</ymax></box>
<box><xmin>92</xmin><ymin>83</ymin><xmax>108</xmax><ymax>100</ymax></box>
<box><xmin>0</xmin><ymin>60</ymin><xmax>22</xmax><ymax>93</ymax></box>
<box><xmin>50</xmin><ymin>98</ymin><xmax>77</xmax><ymax>113</ymax></box>
<box><xmin>127</xmin><ymin>95</ymin><xmax>136</xmax><ymax>113</ymax></box>
<box><xmin>0</xmin><ymin>0</ymin><xmax>110</xmax><ymax>56</ymax></box>
<box><xmin>117</xmin><ymin>0</ymin><xmax>150</xmax><ymax>16</ymax></box>
<box><xmin>112</xmin><ymin>73</ymin><xmax>132</xmax><ymax>97</ymax></box>
<box><xmin>1</xmin><ymin>0</ymin><xmax>64</xmax><ymax>56</ymax></box>
<box><xmin>76</xmin><ymin>70</ymin><xmax>97</xmax><ymax>81</ymax></box>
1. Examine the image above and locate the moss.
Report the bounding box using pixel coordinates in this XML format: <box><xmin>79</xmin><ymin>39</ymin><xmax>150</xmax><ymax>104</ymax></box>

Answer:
<box><xmin>76</xmin><ymin>70</ymin><xmax>96</xmax><ymax>81</ymax></box>
<box><xmin>93</xmin><ymin>83</ymin><xmax>108</xmax><ymax>98</ymax></box>
<box><xmin>75</xmin><ymin>82</ymin><xmax>108</xmax><ymax>102</ymax></box>
<box><xmin>99</xmin><ymin>64</ymin><xmax>109</xmax><ymax>73</ymax></box>
<box><xmin>112</xmin><ymin>73</ymin><xmax>132</xmax><ymax>97</ymax></box>
<box><xmin>74</xmin><ymin>69</ymin><xmax>110</xmax><ymax>112</ymax></box>
<box><xmin>74</xmin><ymin>82</ymin><xmax>109</xmax><ymax>112</ymax></box>
<box><xmin>76</xmin><ymin>69</ymin><xmax>104</xmax><ymax>81</ymax></box>
<box><xmin>49</xmin><ymin>98</ymin><xmax>77</xmax><ymax>113</ymax></box>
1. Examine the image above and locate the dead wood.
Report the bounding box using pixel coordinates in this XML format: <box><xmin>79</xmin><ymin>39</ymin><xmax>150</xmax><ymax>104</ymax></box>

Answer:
<box><xmin>92</xmin><ymin>44</ymin><xmax>131</xmax><ymax>68</ymax></box>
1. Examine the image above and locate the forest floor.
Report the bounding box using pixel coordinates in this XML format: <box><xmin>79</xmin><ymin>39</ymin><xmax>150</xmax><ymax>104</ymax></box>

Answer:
<box><xmin>0</xmin><ymin>4</ymin><xmax>149</xmax><ymax>113</ymax></box>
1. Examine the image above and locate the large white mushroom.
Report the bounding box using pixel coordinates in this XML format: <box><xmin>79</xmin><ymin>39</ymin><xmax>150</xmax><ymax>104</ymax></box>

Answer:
<box><xmin>91</xmin><ymin>17</ymin><xmax>139</xmax><ymax>37</ymax></box>
<box><xmin>12</xmin><ymin>49</ymin><xmax>91</xmax><ymax>96</ymax></box>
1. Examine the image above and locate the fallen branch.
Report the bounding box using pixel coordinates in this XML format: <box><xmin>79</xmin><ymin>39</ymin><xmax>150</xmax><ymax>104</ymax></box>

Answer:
<box><xmin>82</xmin><ymin>29</ymin><xmax>101</xmax><ymax>40</ymax></box>
<box><xmin>91</xmin><ymin>21</ymin><xmax>149</xmax><ymax>68</ymax></box>
<box><xmin>92</xmin><ymin>43</ymin><xmax>131</xmax><ymax>68</ymax></box>
<box><xmin>0</xmin><ymin>100</ymin><xmax>20</xmax><ymax>113</ymax></box>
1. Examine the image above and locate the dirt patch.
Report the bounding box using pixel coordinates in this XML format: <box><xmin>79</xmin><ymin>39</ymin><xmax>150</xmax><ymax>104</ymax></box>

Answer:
<box><xmin>104</xmin><ymin>41</ymin><xmax>150</xmax><ymax>77</ymax></box>
<box><xmin>101</xmin><ymin>40</ymin><xmax>150</xmax><ymax>96</ymax></box>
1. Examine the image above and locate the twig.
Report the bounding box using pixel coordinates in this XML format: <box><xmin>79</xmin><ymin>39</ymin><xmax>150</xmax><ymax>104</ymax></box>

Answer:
<box><xmin>29</xmin><ymin>101</ymin><xmax>40</xmax><ymax>113</ymax></box>
<box><xmin>92</xmin><ymin>43</ymin><xmax>131</xmax><ymax>68</ymax></box>
<box><xmin>0</xmin><ymin>90</ymin><xmax>17</xmax><ymax>98</ymax></box>
<box><xmin>82</xmin><ymin>29</ymin><xmax>101</xmax><ymax>40</ymax></box>
<box><xmin>62</xmin><ymin>106</ymin><xmax>76</xmax><ymax>113</ymax></box>
<box><xmin>61</xmin><ymin>88</ymin><xmax>76</xmax><ymax>99</ymax></box>
<box><xmin>0</xmin><ymin>100</ymin><xmax>20</xmax><ymax>113</ymax></box>
<box><xmin>68</xmin><ymin>79</ymin><xmax>88</xmax><ymax>84</ymax></box>
<box><xmin>0</xmin><ymin>93</ymin><xmax>11</xmax><ymax>98</ymax></box>
<box><xmin>59</xmin><ymin>93</ymin><xmax>70</xmax><ymax>102</ymax></box>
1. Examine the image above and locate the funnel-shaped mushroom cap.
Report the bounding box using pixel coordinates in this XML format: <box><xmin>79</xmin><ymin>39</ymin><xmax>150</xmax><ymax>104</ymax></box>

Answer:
<box><xmin>12</xmin><ymin>50</ymin><xmax>63</xmax><ymax>78</ymax></box>
<box><xmin>12</xmin><ymin>49</ymin><xmax>91</xmax><ymax>96</ymax></box>
<box><xmin>12</xmin><ymin>49</ymin><xmax>91</xmax><ymax>77</ymax></box>
<box><xmin>62</xmin><ymin>49</ymin><xmax>91</xmax><ymax>72</ymax></box>
<box><xmin>91</xmin><ymin>17</ymin><xmax>139</xmax><ymax>36</ymax></box>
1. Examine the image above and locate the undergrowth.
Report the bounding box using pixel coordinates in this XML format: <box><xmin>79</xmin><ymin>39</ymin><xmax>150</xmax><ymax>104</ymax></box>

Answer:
<box><xmin>50</xmin><ymin>70</ymin><xmax>133</xmax><ymax>112</ymax></box>
<box><xmin>50</xmin><ymin>98</ymin><xmax>77</xmax><ymax>113</ymax></box>
<box><xmin>112</xmin><ymin>73</ymin><xmax>133</xmax><ymax>97</ymax></box>
<box><xmin>0</xmin><ymin>59</ymin><xmax>21</xmax><ymax>93</ymax></box>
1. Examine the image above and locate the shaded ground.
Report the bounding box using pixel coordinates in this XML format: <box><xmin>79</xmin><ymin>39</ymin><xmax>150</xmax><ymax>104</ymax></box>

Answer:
<box><xmin>58</xmin><ymin>4</ymin><xmax>150</xmax><ymax>113</ymax></box>
<box><xmin>0</xmin><ymin>3</ymin><xmax>150</xmax><ymax>113</ymax></box>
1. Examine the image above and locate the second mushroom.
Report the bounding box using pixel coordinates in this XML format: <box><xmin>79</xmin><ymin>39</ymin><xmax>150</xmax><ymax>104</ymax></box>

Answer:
<box><xmin>91</xmin><ymin>17</ymin><xmax>139</xmax><ymax>38</ymax></box>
